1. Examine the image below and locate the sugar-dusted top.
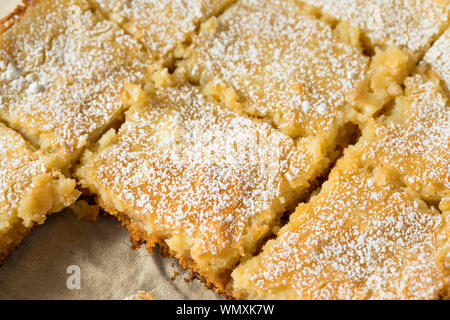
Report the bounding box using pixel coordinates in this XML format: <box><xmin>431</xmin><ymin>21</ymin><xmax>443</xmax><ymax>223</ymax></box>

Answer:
<box><xmin>233</xmin><ymin>164</ymin><xmax>448</xmax><ymax>299</ymax></box>
<box><xmin>359</xmin><ymin>75</ymin><xmax>449</xmax><ymax>202</ymax></box>
<box><xmin>92</xmin><ymin>0</ymin><xmax>235</xmax><ymax>57</ymax></box>
<box><xmin>423</xmin><ymin>28</ymin><xmax>450</xmax><ymax>90</ymax></box>
<box><xmin>301</xmin><ymin>0</ymin><xmax>449</xmax><ymax>56</ymax></box>
<box><xmin>0</xmin><ymin>0</ymin><xmax>149</xmax><ymax>164</ymax></box>
<box><xmin>123</xmin><ymin>291</ymin><xmax>155</xmax><ymax>300</ymax></box>
<box><xmin>80</xmin><ymin>85</ymin><xmax>314</xmax><ymax>256</ymax></box>
<box><xmin>179</xmin><ymin>0</ymin><xmax>369</xmax><ymax>138</ymax></box>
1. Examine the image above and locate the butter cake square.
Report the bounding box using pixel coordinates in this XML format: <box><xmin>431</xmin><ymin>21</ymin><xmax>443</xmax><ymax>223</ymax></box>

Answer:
<box><xmin>76</xmin><ymin>84</ymin><xmax>328</xmax><ymax>294</ymax></box>
<box><xmin>358</xmin><ymin>75</ymin><xmax>449</xmax><ymax>209</ymax></box>
<box><xmin>233</xmin><ymin>156</ymin><xmax>449</xmax><ymax>299</ymax></box>
<box><xmin>0</xmin><ymin>123</ymin><xmax>79</xmax><ymax>263</ymax></box>
<box><xmin>0</xmin><ymin>0</ymin><xmax>150</xmax><ymax>167</ymax></box>
<box><xmin>176</xmin><ymin>0</ymin><xmax>370</xmax><ymax>140</ymax></box>
<box><xmin>91</xmin><ymin>0</ymin><xmax>235</xmax><ymax>58</ymax></box>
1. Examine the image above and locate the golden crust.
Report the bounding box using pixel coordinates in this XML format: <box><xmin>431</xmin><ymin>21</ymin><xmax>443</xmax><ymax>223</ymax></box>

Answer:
<box><xmin>358</xmin><ymin>75</ymin><xmax>449</xmax><ymax>206</ymax></box>
<box><xmin>232</xmin><ymin>73</ymin><xmax>449</xmax><ymax>300</ymax></box>
<box><xmin>90</xmin><ymin>0</ymin><xmax>236</xmax><ymax>59</ymax></box>
<box><xmin>300</xmin><ymin>0</ymin><xmax>449</xmax><ymax>59</ymax></box>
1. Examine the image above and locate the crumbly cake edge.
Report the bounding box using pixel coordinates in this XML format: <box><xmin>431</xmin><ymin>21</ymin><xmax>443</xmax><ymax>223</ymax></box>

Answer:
<box><xmin>108</xmin><ymin>207</ymin><xmax>237</xmax><ymax>299</ymax></box>
<box><xmin>1</xmin><ymin>0</ymin><xmax>447</xmax><ymax>300</ymax></box>
<box><xmin>0</xmin><ymin>220</ymin><xmax>33</xmax><ymax>266</ymax></box>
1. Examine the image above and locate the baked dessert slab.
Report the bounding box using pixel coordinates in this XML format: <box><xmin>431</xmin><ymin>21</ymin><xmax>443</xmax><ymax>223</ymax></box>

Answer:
<box><xmin>0</xmin><ymin>122</ymin><xmax>80</xmax><ymax>264</ymax></box>
<box><xmin>299</xmin><ymin>0</ymin><xmax>449</xmax><ymax>60</ymax></box>
<box><xmin>90</xmin><ymin>0</ymin><xmax>236</xmax><ymax>59</ymax></box>
<box><xmin>175</xmin><ymin>0</ymin><xmax>373</xmax><ymax>140</ymax></box>
<box><xmin>232</xmin><ymin>153</ymin><xmax>449</xmax><ymax>299</ymax></box>
<box><xmin>357</xmin><ymin>75</ymin><xmax>449</xmax><ymax>210</ymax></box>
<box><xmin>422</xmin><ymin>27</ymin><xmax>450</xmax><ymax>90</ymax></box>
<box><xmin>76</xmin><ymin>84</ymin><xmax>334</xmax><ymax>295</ymax></box>
<box><xmin>0</xmin><ymin>0</ymin><xmax>151</xmax><ymax>168</ymax></box>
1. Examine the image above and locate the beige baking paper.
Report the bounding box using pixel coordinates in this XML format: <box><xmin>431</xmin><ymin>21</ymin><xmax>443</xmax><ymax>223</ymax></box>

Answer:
<box><xmin>0</xmin><ymin>0</ymin><xmax>221</xmax><ymax>300</ymax></box>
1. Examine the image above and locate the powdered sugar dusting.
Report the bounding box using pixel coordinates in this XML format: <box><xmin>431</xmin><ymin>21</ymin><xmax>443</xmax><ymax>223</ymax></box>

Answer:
<box><xmin>0</xmin><ymin>0</ymin><xmax>149</xmax><ymax>162</ymax></box>
<box><xmin>82</xmin><ymin>86</ymin><xmax>310</xmax><ymax>256</ymax></box>
<box><xmin>423</xmin><ymin>28</ymin><xmax>450</xmax><ymax>90</ymax></box>
<box><xmin>0</xmin><ymin>124</ymin><xmax>46</xmax><ymax>222</ymax></box>
<box><xmin>240</xmin><ymin>167</ymin><xmax>447</xmax><ymax>299</ymax></box>
<box><xmin>301</xmin><ymin>0</ymin><xmax>449</xmax><ymax>56</ymax></box>
<box><xmin>93</xmin><ymin>0</ymin><xmax>235</xmax><ymax>57</ymax></box>
<box><xmin>181</xmin><ymin>0</ymin><xmax>368</xmax><ymax>138</ymax></box>
<box><xmin>360</xmin><ymin>75</ymin><xmax>450</xmax><ymax>201</ymax></box>
<box><xmin>123</xmin><ymin>291</ymin><xmax>155</xmax><ymax>300</ymax></box>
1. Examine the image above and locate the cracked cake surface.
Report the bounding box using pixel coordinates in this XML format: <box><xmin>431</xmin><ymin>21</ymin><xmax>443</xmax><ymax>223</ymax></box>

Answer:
<box><xmin>233</xmin><ymin>73</ymin><xmax>450</xmax><ymax>300</ymax></box>
<box><xmin>76</xmin><ymin>84</ymin><xmax>332</xmax><ymax>293</ymax></box>
<box><xmin>176</xmin><ymin>0</ymin><xmax>371</xmax><ymax>139</ymax></box>
<box><xmin>90</xmin><ymin>0</ymin><xmax>235</xmax><ymax>59</ymax></box>
<box><xmin>0</xmin><ymin>0</ymin><xmax>151</xmax><ymax>167</ymax></box>
<box><xmin>358</xmin><ymin>75</ymin><xmax>449</xmax><ymax>209</ymax></box>
<box><xmin>232</xmin><ymin>156</ymin><xmax>449</xmax><ymax>299</ymax></box>
<box><xmin>423</xmin><ymin>27</ymin><xmax>450</xmax><ymax>90</ymax></box>
<box><xmin>299</xmin><ymin>0</ymin><xmax>449</xmax><ymax>59</ymax></box>
<box><xmin>0</xmin><ymin>122</ymin><xmax>79</xmax><ymax>263</ymax></box>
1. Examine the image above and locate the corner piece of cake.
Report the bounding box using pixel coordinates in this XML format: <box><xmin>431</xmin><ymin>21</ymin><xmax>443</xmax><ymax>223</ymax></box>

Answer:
<box><xmin>299</xmin><ymin>0</ymin><xmax>449</xmax><ymax>60</ymax></box>
<box><xmin>233</xmin><ymin>151</ymin><xmax>449</xmax><ymax>300</ymax></box>
<box><xmin>90</xmin><ymin>0</ymin><xmax>236</xmax><ymax>59</ymax></box>
<box><xmin>0</xmin><ymin>123</ymin><xmax>80</xmax><ymax>264</ymax></box>
<box><xmin>0</xmin><ymin>0</ymin><xmax>151</xmax><ymax>168</ymax></box>
<box><xmin>76</xmin><ymin>84</ymin><xmax>328</xmax><ymax>295</ymax></box>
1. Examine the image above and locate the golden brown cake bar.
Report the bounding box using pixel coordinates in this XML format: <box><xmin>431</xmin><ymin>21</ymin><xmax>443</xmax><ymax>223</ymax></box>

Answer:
<box><xmin>76</xmin><ymin>84</ymin><xmax>330</xmax><ymax>294</ymax></box>
<box><xmin>423</xmin><ymin>27</ymin><xmax>450</xmax><ymax>90</ymax></box>
<box><xmin>299</xmin><ymin>0</ymin><xmax>449</xmax><ymax>59</ymax></box>
<box><xmin>0</xmin><ymin>0</ymin><xmax>150</xmax><ymax>167</ymax></box>
<box><xmin>124</xmin><ymin>291</ymin><xmax>155</xmax><ymax>300</ymax></box>
<box><xmin>0</xmin><ymin>0</ymin><xmax>447</xmax><ymax>300</ymax></box>
<box><xmin>176</xmin><ymin>0</ymin><xmax>371</xmax><ymax>140</ymax></box>
<box><xmin>90</xmin><ymin>0</ymin><xmax>236</xmax><ymax>59</ymax></box>
<box><xmin>232</xmin><ymin>155</ymin><xmax>449</xmax><ymax>299</ymax></box>
<box><xmin>0</xmin><ymin>122</ymin><xmax>80</xmax><ymax>264</ymax></box>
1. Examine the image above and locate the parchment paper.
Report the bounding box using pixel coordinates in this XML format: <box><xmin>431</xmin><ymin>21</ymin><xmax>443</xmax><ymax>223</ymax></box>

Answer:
<box><xmin>0</xmin><ymin>210</ymin><xmax>221</xmax><ymax>299</ymax></box>
<box><xmin>0</xmin><ymin>0</ymin><xmax>221</xmax><ymax>300</ymax></box>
